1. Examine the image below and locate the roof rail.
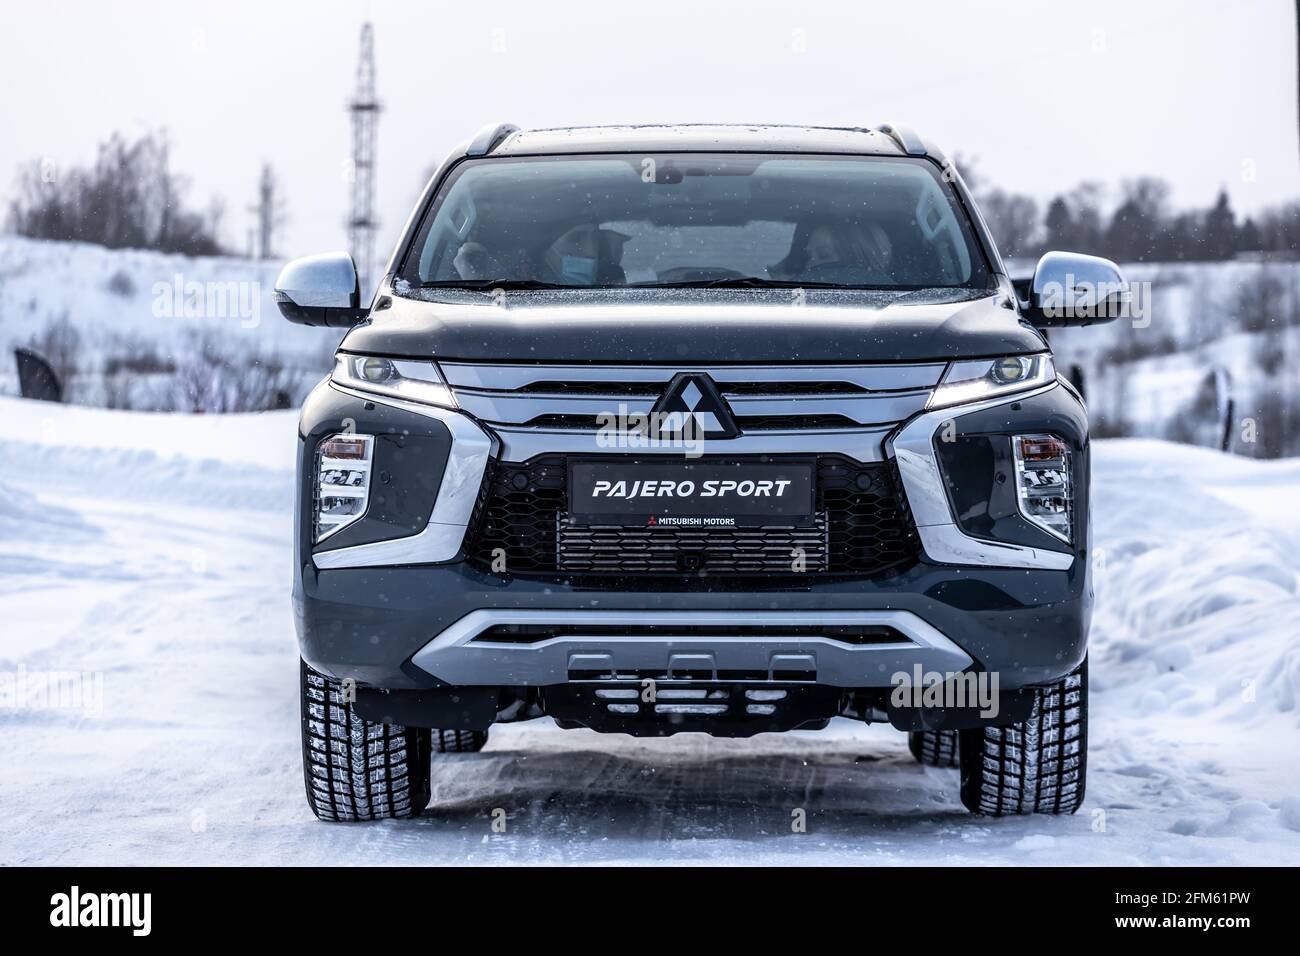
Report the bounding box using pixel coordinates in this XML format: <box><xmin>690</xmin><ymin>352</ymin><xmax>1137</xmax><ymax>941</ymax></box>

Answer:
<box><xmin>466</xmin><ymin>122</ymin><xmax>520</xmax><ymax>157</ymax></box>
<box><xmin>873</xmin><ymin>122</ymin><xmax>928</xmax><ymax>156</ymax></box>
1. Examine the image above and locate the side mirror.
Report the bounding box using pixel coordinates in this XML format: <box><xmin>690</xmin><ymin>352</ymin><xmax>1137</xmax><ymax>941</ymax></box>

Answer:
<box><xmin>273</xmin><ymin>252</ymin><xmax>368</xmax><ymax>327</ymax></box>
<box><xmin>1021</xmin><ymin>251</ymin><xmax>1127</xmax><ymax>328</ymax></box>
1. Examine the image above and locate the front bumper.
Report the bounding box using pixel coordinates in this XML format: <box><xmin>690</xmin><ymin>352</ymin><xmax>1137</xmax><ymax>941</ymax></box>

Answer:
<box><xmin>294</xmin><ymin>378</ymin><xmax>1092</xmax><ymax>692</ymax></box>
<box><xmin>295</xmin><ymin>557</ymin><xmax>1088</xmax><ymax>691</ymax></box>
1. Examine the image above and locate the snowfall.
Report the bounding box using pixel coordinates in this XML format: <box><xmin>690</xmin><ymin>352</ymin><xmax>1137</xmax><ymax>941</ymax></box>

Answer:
<box><xmin>2</xmin><ymin>396</ymin><xmax>1299</xmax><ymax>866</ymax></box>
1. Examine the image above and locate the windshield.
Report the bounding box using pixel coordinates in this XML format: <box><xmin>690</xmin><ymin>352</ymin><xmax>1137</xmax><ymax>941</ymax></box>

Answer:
<box><xmin>399</xmin><ymin>153</ymin><xmax>992</xmax><ymax>291</ymax></box>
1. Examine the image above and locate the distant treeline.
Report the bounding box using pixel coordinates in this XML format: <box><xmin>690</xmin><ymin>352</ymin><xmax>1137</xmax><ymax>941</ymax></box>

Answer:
<box><xmin>6</xmin><ymin>131</ymin><xmax>1299</xmax><ymax>265</ymax></box>
<box><xmin>971</xmin><ymin>169</ymin><xmax>1300</xmax><ymax>263</ymax></box>
<box><xmin>6</xmin><ymin>131</ymin><xmax>226</xmax><ymax>257</ymax></box>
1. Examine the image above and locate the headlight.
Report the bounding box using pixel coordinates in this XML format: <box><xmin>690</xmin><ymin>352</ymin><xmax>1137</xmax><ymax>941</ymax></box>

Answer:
<box><xmin>315</xmin><ymin>433</ymin><xmax>373</xmax><ymax>542</ymax></box>
<box><xmin>332</xmin><ymin>354</ymin><xmax>456</xmax><ymax>408</ymax></box>
<box><xmin>1013</xmin><ymin>433</ymin><xmax>1071</xmax><ymax>542</ymax></box>
<box><xmin>928</xmin><ymin>354</ymin><xmax>1055</xmax><ymax>409</ymax></box>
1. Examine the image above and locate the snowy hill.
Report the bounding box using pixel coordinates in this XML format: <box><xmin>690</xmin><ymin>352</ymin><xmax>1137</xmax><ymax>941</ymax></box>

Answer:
<box><xmin>0</xmin><ymin>236</ymin><xmax>342</xmax><ymax>407</ymax></box>
<box><xmin>2</xmin><ymin>396</ymin><xmax>1298</xmax><ymax>864</ymax></box>
<box><xmin>1049</xmin><ymin>260</ymin><xmax>1300</xmax><ymax>457</ymax></box>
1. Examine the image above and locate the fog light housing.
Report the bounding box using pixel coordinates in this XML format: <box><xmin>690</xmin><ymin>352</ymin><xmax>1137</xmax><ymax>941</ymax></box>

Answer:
<box><xmin>315</xmin><ymin>433</ymin><xmax>374</xmax><ymax>542</ymax></box>
<box><xmin>1013</xmin><ymin>434</ymin><xmax>1071</xmax><ymax>542</ymax></box>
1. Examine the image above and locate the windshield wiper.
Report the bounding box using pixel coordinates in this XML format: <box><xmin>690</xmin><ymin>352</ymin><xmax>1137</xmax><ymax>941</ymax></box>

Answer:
<box><xmin>415</xmin><ymin>278</ymin><xmax>597</xmax><ymax>291</ymax></box>
<box><xmin>628</xmin><ymin>277</ymin><xmax>871</xmax><ymax>290</ymax></box>
<box><xmin>414</xmin><ymin>276</ymin><xmax>918</xmax><ymax>292</ymax></box>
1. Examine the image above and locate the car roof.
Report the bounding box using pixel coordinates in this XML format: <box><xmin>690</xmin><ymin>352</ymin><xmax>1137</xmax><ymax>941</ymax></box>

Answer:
<box><xmin>487</xmin><ymin>123</ymin><xmax>921</xmax><ymax>157</ymax></box>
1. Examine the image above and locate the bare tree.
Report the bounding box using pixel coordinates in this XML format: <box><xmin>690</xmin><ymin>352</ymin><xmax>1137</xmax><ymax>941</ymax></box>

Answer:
<box><xmin>978</xmin><ymin>189</ymin><xmax>1041</xmax><ymax>258</ymax></box>
<box><xmin>7</xmin><ymin>130</ymin><xmax>224</xmax><ymax>255</ymax></box>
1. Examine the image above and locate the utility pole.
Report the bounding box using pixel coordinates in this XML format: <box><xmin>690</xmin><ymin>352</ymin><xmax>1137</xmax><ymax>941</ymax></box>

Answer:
<box><xmin>248</xmin><ymin>163</ymin><xmax>285</xmax><ymax>260</ymax></box>
<box><xmin>347</xmin><ymin>22</ymin><xmax>381</xmax><ymax>297</ymax></box>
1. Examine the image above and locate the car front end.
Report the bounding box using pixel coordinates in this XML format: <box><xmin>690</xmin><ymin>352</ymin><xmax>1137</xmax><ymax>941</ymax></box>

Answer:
<box><xmin>281</xmin><ymin>123</ymin><xmax>1120</xmax><ymax>819</ymax></box>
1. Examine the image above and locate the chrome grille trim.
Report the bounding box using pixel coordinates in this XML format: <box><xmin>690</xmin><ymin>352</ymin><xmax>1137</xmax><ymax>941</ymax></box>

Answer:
<box><xmin>454</xmin><ymin>392</ymin><xmax>657</xmax><ymax>422</ymax></box>
<box><xmin>440</xmin><ymin>362</ymin><xmax>946</xmax><ymax>393</ymax></box>
<box><xmin>725</xmin><ymin>392</ymin><xmax>929</xmax><ymax>424</ymax></box>
<box><xmin>438</xmin><ymin>362</ymin><xmax>944</xmax><ymax>431</ymax></box>
<box><xmin>453</xmin><ymin>389</ymin><xmax>930</xmax><ymax>428</ymax></box>
<box><xmin>493</xmin><ymin>426</ymin><xmax>894</xmax><ymax>463</ymax></box>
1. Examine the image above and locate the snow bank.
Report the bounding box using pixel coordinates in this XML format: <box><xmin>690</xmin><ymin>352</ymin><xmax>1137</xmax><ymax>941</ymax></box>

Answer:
<box><xmin>0</xmin><ymin>476</ymin><xmax>91</xmax><ymax>542</ymax></box>
<box><xmin>0</xmin><ymin>236</ymin><xmax>339</xmax><ymax>405</ymax></box>
<box><xmin>0</xmin><ymin>235</ymin><xmax>335</xmax><ymax>359</ymax></box>
<box><xmin>1090</xmin><ymin>440</ymin><xmax>1300</xmax><ymax>725</ymax></box>
<box><xmin>1</xmin><ymin>397</ymin><xmax>298</xmax><ymax>516</ymax></box>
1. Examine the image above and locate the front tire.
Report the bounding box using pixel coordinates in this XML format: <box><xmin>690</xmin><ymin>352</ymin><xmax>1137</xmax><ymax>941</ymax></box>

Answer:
<box><xmin>300</xmin><ymin>660</ymin><xmax>432</xmax><ymax>822</ymax></box>
<box><xmin>958</xmin><ymin>659</ymin><xmax>1088</xmax><ymax>816</ymax></box>
<box><xmin>908</xmin><ymin>729</ymin><xmax>959</xmax><ymax>767</ymax></box>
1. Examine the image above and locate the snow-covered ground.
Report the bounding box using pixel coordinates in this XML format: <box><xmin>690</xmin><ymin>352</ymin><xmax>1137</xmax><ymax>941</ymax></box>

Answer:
<box><xmin>2</xmin><ymin>395</ymin><xmax>1299</xmax><ymax>865</ymax></box>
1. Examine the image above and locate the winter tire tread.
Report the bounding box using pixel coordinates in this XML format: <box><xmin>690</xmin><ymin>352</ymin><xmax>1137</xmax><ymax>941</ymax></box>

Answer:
<box><xmin>958</xmin><ymin>658</ymin><xmax>1088</xmax><ymax>816</ymax></box>
<box><xmin>299</xmin><ymin>660</ymin><xmax>431</xmax><ymax>822</ymax></box>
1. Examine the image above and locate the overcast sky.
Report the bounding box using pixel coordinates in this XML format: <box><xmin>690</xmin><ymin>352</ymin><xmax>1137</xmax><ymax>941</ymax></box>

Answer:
<box><xmin>2</xmin><ymin>0</ymin><xmax>1296</xmax><ymax>261</ymax></box>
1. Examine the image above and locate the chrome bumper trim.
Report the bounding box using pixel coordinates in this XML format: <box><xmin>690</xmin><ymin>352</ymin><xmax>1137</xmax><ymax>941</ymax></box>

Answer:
<box><xmin>888</xmin><ymin>382</ymin><xmax>1075</xmax><ymax>571</ymax></box>
<box><xmin>312</xmin><ymin>384</ymin><xmax>494</xmax><ymax>569</ymax></box>
<box><xmin>409</xmin><ymin>608</ymin><xmax>975</xmax><ymax>688</ymax></box>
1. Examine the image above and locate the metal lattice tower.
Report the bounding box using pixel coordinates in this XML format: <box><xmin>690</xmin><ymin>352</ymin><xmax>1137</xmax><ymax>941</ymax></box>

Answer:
<box><xmin>347</xmin><ymin>22</ymin><xmax>381</xmax><ymax>296</ymax></box>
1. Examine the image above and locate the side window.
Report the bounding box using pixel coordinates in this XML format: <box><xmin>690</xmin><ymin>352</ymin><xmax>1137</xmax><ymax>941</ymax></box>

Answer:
<box><xmin>419</xmin><ymin>191</ymin><xmax>477</xmax><ymax>281</ymax></box>
<box><xmin>914</xmin><ymin>185</ymin><xmax>972</xmax><ymax>282</ymax></box>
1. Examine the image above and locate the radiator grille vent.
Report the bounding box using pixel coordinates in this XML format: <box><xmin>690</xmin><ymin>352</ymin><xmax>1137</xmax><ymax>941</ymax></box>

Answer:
<box><xmin>468</xmin><ymin>455</ymin><xmax>918</xmax><ymax>577</ymax></box>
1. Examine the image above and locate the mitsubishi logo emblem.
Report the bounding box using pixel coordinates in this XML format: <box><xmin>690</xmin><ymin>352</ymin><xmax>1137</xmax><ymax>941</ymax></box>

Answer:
<box><xmin>649</xmin><ymin>373</ymin><xmax>739</xmax><ymax>440</ymax></box>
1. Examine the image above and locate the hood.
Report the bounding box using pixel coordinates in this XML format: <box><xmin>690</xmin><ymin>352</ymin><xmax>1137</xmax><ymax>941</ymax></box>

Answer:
<box><xmin>339</xmin><ymin>287</ymin><xmax>1047</xmax><ymax>364</ymax></box>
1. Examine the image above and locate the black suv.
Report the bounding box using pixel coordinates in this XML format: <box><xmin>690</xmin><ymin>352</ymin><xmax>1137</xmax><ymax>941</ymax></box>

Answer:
<box><xmin>275</xmin><ymin>123</ymin><xmax>1124</xmax><ymax>821</ymax></box>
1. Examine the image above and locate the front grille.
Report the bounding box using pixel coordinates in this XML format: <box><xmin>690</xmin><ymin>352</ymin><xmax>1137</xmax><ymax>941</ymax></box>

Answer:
<box><xmin>557</xmin><ymin>516</ymin><xmax>828</xmax><ymax>573</ymax></box>
<box><xmin>468</xmin><ymin>455</ymin><xmax>918</xmax><ymax>577</ymax></box>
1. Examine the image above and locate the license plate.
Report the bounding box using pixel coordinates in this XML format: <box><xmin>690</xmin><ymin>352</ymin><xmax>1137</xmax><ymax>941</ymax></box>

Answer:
<box><xmin>567</xmin><ymin>459</ymin><xmax>816</xmax><ymax>527</ymax></box>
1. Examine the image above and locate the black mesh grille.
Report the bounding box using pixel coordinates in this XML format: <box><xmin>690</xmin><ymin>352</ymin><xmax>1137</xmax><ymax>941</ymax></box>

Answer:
<box><xmin>735</xmin><ymin>415</ymin><xmax>862</xmax><ymax>431</ymax></box>
<box><xmin>819</xmin><ymin>457</ymin><xmax>919</xmax><ymax>574</ymax></box>
<box><xmin>468</xmin><ymin>455</ymin><xmax>918</xmax><ymax>577</ymax></box>
<box><xmin>557</xmin><ymin>516</ymin><xmax>829</xmax><ymax>573</ymax></box>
